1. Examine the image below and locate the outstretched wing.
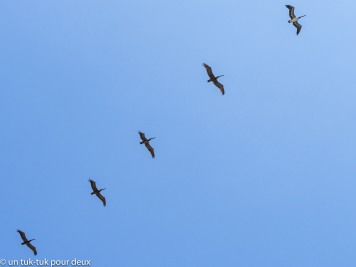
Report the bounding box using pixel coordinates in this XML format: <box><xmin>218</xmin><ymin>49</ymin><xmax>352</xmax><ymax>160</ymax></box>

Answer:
<box><xmin>213</xmin><ymin>81</ymin><xmax>225</xmax><ymax>95</ymax></box>
<box><xmin>293</xmin><ymin>21</ymin><xmax>302</xmax><ymax>35</ymax></box>
<box><xmin>145</xmin><ymin>142</ymin><xmax>155</xmax><ymax>158</ymax></box>
<box><xmin>27</xmin><ymin>243</ymin><xmax>37</xmax><ymax>256</ymax></box>
<box><xmin>89</xmin><ymin>179</ymin><xmax>98</xmax><ymax>191</ymax></box>
<box><xmin>138</xmin><ymin>131</ymin><xmax>147</xmax><ymax>141</ymax></box>
<box><xmin>96</xmin><ymin>192</ymin><xmax>106</xmax><ymax>206</ymax></box>
<box><xmin>17</xmin><ymin>230</ymin><xmax>27</xmax><ymax>242</ymax></box>
<box><xmin>203</xmin><ymin>63</ymin><xmax>215</xmax><ymax>79</ymax></box>
<box><xmin>285</xmin><ymin>5</ymin><xmax>296</xmax><ymax>19</ymax></box>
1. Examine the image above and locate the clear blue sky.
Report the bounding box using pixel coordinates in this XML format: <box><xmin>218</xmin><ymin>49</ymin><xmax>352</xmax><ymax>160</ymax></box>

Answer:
<box><xmin>1</xmin><ymin>1</ymin><xmax>356</xmax><ymax>266</ymax></box>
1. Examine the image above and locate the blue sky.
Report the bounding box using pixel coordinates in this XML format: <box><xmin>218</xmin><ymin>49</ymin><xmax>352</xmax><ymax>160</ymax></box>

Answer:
<box><xmin>1</xmin><ymin>1</ymin><xmax>356</xmax><ymax>266</ymax></box>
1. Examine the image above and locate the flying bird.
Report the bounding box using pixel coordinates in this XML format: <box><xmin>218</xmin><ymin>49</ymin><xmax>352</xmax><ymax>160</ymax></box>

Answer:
<box><xmin>89</xmin><ymin>179</ymin><xmax>106</xmax><ymax>206</ymax></box>
<box><xmin>203</xmin><ymin>63</ymin><xmax>225</xmax><ymax>95</ymax></box>
<box><xmin>17</xmin><ymin>229</ymin><xmax>37</xmax><ymax>256</ymax></box>
<box><xmin>138</xmin><ymin>131</ymin><xmax>155</xmax><ymax>158</ymax></box>
<box><xmin>286</xmin><ymin>5</ymin><xmax>306</xmax><ymax>35</ymax></box>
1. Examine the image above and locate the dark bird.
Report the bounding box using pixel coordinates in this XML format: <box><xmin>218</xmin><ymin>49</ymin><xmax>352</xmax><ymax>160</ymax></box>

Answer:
<box><xmin>286</xmin><ymin>5</ymin><xmax>306</xmax><ymax>35</ymax></box>
<box><xmin>203</xmin><ymin>63</ymin><xmax>225</xmax><ymax>95</ymax></box>
<box><xmin>89</xmin><ymin>179</ymin><xmax>106</xmax><ymax>206</ymax></box>
<box><xmin>17</xmin><ymin>229</ymin><xmax>37</xmax><ymax>256</ymax></box>
<box><xmin>138</xmin><ymin>131</ymin><xmax>155</xmax><ymax>158</ymax></box>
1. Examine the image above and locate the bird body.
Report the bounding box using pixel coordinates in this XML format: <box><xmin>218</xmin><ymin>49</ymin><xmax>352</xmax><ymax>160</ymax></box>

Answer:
<box><xmin>17</xmin><ymin>230</ymin><xmax>37</xmax><ymax>256</ymax></box>
<box><xmin>203</xmin><ymin>63</ymin><xmax>225</xmax><ymax>95</ymax></box>
<box><xmin>288</xmin><ymin>14</ymin><xmax>306</xmax><ymax>24</ymax></box>
<box><xmin>89</xmin><ymin>179</ymin><xmax>106</xmax><ymax>206</ymax></box>
<box><xmin>21</xmin><ymin>239</ymin><xmax>34</xmax><ymax>245</ymax></box>
<box><xmin>138</xmin><ymin>131</ymin><xmax>155</xmax><ymax>158</ymax></box>
<box><xmin>286</xmin><ymin>5</ymin><xmax>306</xmax><ymax>35</ymax></box>
<box><xmin>288</xmin><ymin>17</ymin><xmax>298</xmax><ymax>23</ymax></box>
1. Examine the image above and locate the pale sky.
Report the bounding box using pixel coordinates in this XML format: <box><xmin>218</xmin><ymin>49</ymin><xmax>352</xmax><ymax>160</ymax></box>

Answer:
<box><xmin>1</xmin><ymin>1</ymin><xmax>356</xmax><ymax>266</ymax></box>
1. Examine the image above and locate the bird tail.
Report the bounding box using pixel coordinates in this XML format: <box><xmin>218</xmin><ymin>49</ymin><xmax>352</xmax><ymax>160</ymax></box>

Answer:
<box><xmin>140</xmin><ymin>141</ymin><xmax>144</xmax><ymax>144</ymax></box>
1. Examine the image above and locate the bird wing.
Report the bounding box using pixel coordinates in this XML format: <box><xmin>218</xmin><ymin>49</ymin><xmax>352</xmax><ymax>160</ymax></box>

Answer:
<box><xmin>213</xmin><ymin>81</ymin><xmax>225</xmax><ymax>95</ymax></box>
<box><xmin>89</xmin><ymin>179</ymin><xmax>98</xmax><ymax>191</ymax></box>
<box><xmin>145</xmin><ymin>142</ymin><xmax>155</xmax><ymax>158</ymax></box>
<box><xmin>27</xmin><ymin>243</ymin><xmax>37</xmax><ymax>256</ymax></box>
<box><xmin>17</xmin><ymin>230</ymin><xmax>27</xmax><ymax>241</ymax></box>
<box><xmin>286</xmin><ymin>5</ymin><xmax>296</xmax><ymax>19</ymax></box>
<box><xmin>293</xmin><ymin>21</ymin><xmax>302</xmax><ymax>35</ymax></box>
<box><xmin>96</xmin><ymin>192</ymin><xmax>106</xmax><ymax>206</ymax></box>
<box><xmin>138</xmin><ymin>131</ymin><xmax>147</xmax><ymax>141</ymax></box>
<box><xmin>203</xmin><ymin>63</ymin><xmax>215</xmax><ymax>79</ymax></box>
